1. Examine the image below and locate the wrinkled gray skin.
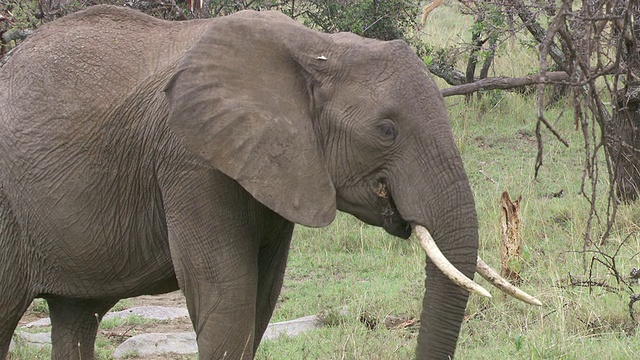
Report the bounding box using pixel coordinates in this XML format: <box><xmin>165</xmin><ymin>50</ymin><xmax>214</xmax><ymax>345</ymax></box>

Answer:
<box><xmin>0</xmin><ymin>5</ymin><xmax>478</xmax><ymax>360</ymax></box>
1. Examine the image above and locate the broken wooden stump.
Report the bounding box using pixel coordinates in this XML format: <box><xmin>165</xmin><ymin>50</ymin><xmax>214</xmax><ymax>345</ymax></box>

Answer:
<box><xmin>500</xmin><ymin>191</ymin><xmax>522</xmax><ymax>285</ymax></box>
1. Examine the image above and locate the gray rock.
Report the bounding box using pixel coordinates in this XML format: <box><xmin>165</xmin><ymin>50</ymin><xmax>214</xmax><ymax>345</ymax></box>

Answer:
<box><xmin>19</xmin><ymin>331</ymin><xmax>52</xmax><ymax>346</ymax></box>
<box><xmin>113</xmin><ymin>315</ymin><xmax>324</xmax><ymax>358</ymax></box>
<box><xmin>22</xmin><ymin>317</ymin><xmax>50</xmax><ymax>328</ymax></box>
<box><xmin>262</xmin><ymin>315</ymin><xmax>322</xmax><ymax>340</ymax></box>
<box><xmin>10</xmin><ymin>331</ymin><xmax>52</xmax><ymax>350</ymax></box>
<box><xmin>113</xmin><ymin>332</ymin><xmax>197</xmax><ymax>359</ymax></box>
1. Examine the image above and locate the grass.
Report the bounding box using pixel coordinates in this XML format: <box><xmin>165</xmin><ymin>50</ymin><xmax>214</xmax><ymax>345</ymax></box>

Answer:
<box><xmin>9</xmin><ymin>2</ymin><xmax>640</xmax><ymax>359</ymax></box>
<box><xmin>30</xmin><ymin>299</ymin><xmax>49</xmax><ymax>316</ymax></box>
<box><xmin>8</xmin><ymin>341</ymin><xmax>50</xmax><ymax>359</ymax></box>
<box><xmin>98</xmin><ymin>314</ymin><xmax>159</xmax><ymax>331</ymax></box>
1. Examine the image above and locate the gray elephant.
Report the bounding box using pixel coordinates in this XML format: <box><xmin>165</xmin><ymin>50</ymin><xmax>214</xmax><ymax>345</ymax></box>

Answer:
<box><xmin>0</xmin><ymin>5</ymin><xmax>538</xmax><ymax>360</ymax></box>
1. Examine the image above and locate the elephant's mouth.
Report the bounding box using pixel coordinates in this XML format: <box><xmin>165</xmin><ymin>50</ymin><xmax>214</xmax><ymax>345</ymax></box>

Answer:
<box><xmin>372</xmin><ymin>180</ymin><xmax>411</xmax><ymax>239</ymax></box>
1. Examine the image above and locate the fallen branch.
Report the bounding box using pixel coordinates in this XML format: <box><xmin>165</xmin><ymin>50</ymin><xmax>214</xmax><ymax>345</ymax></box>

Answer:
<box><xmin>564</xmin><ymin>276</ymin><xmax>620</xmax><ymax>294</ymax></box>
<box><xmin>441</xmin><ymin>71</ymin><xmax>570</xmax><ymax>97</ymax></box>
<box><xmin>478</xmin><ymin>169</ymin><xmax>496</xmax><ymax>184</ymax></box>
<box><xmin>428</xmin><ymin>61</ymin><xmax>467</xmax><ymax>86</ymax></box>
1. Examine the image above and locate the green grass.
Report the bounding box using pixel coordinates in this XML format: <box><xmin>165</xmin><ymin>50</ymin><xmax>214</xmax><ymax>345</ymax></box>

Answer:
<box><xmin>8</xmin><ymin>340</ymin><xmax>51</xmax><ymax>359</ymax></box>
<box><xmin>98</xmin><ymin>314</ymin><xmax>159</xmax><ymax>331</ymax></box>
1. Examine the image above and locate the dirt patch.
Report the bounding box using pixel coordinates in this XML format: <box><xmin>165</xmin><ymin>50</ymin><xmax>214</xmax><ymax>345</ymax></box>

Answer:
<box><xmin>128</xmin><ymin>291</ymin><xmax>188</xmax><ymax>308</ymax></box>
<box><xmin>100</xmin><ymin>316</ymin><xmax>194</xmax><ymax>340</ymax></box>
<box><xmin>120</xmin><ymin>292</ymin><xmax>194</xmax><ymax>344</ymax></box>
<box><xmin>17</xmin><ymin>305</ymin><xmax>45</xmax><ymax>327</ymax></box>
<box><xmin>474</xmin><ymin>130</ymin><xmax>537</xmax><ymax>151</ymax></box>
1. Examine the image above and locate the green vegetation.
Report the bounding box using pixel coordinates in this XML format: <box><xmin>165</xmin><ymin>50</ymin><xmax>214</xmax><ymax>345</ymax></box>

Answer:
<box><xmin>30</xmin><ymin>299</ymin><xmax>49</xmax><ymax>315</ymax></box>
<box><xmin>98</xmin><ymin>315</ymin><xmax>159</xmax><ymax>331</ymax></box>
<box><xmin>1</xmin><ymin>0</ymin><xmax>422</xmax><ymax>56</ymax></box>
<box><xmin>110</xmin><ymin>299</ymin><xmax>134</xmax><ymax>312</ymax></box>
<box><xmin>8</xmin><ymin>339</ymin><xmax>51</xmax><ymax>359</ymax></box>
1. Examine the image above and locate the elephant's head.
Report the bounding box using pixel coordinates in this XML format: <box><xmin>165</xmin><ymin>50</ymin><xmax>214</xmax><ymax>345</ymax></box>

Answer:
<box><xmin>164</xmin><ymin>10</ymin><xmax>538</xmax><ymax>359</ymax></box>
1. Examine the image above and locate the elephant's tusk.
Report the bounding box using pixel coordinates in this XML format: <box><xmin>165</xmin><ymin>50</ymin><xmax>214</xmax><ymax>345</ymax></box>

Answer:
<box><xmin>475</xmin><ymin>257</ymin><xmax>543</xmax><ymax>306</ymax></box>
<box><xmin>413</xmin><ymin>225</ymin><xmax>492</xmax><ymax>298</ymax></box>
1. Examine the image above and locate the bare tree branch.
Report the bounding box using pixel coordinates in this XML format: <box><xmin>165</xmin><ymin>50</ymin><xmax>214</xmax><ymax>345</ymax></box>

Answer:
<box><xmin>532</xmin><ymin>0</ymin><xmax>573</xmax><ymax>179</ymax></box>
<box><xmin>510</xmin><ymin>0</ymin><xmax>568</xmax><ymax>70</ymax></box>
<box><xmin>440</xmin><ymin>71</ymin><xmax>570</xmax><ymax>97</ymax></box>
<box><xmin>428</xmin><ymin>62</ymin><xmax>466</xmax><ymax>86</ymax></box>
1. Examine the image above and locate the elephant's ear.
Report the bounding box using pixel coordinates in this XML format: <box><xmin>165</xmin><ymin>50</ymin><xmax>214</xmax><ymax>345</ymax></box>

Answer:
<box><xmin>164</xmin><ymin>10</ymin><xmax>336</xmax><ymax>227</ymax></box>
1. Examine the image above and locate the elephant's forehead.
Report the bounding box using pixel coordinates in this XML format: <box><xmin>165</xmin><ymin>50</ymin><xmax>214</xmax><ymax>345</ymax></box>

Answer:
<box><xmin>349</xmin><ymin>66</ymin><xmax>435</xmax><ymax>106</ymax></box>
<box><xmin>342</xmin><ymin>57</ymin><xmax>431</xmax><ymax>95</ymax></box>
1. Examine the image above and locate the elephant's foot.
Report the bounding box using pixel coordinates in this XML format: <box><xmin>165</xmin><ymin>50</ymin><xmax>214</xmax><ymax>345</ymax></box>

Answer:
<box><xmin>47</xmin><ymin>297</ymin><xmax>118</xmax><ymax>360</ymax></box>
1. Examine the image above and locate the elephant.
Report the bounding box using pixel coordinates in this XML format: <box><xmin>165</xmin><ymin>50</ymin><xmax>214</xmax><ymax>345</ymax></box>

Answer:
<box><xmin>0</xmin><ymin>5</ymin><xmax>539</xmax><ymax>360</ymax></box>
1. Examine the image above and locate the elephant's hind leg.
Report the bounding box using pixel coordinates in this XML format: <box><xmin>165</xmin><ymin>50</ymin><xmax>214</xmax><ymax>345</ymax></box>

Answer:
<box><xmin>46</xmin><ymin>298</ymin><xmax>117</xmax><ymax>360</ymax></box>
<box><xmin>0</xmin><ymin>293</ymin><xmax>34</xmax><ymax>360</ymax></box>
<box><xmin>0</xmin><ymin>192</ymin><xmax>35</xmax><ymax>359</ymax></box>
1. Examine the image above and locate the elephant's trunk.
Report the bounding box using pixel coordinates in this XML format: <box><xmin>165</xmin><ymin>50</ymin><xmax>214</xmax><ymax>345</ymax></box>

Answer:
<box><xmin>385</xmin><ymin>118</ymin><xmax>480</xmax><ymax>358</ymax></box>
<box><xmin>414</xmin><ymin>197</ymin><xmax>478</xmax><ymax>360</ymax></box>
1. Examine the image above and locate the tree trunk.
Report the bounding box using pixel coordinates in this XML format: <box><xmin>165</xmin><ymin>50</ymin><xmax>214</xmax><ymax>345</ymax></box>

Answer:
<box><xmin>602</xmin><ymin>2</ymin><xmax>640</xmax><ymax>202</ymax></box>
<box><xmin>609</xmin><ymin>85</ymin><xmax>640</xmax><ymax>202</ymax></box>
<box><xmin>465</xmin><ymin>13</ymin><xmax>485</xmax><ymax>103</ymax></box>
<box><xmin>510</xmin><ymin>0</ymin><xmax>568</xmax><ymax>71</ymax></box>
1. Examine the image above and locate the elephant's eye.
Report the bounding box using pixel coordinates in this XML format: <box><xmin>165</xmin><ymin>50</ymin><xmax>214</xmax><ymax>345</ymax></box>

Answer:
<box><xmin>378</xmin><ymin>122</ymin><xmax>398</xmax><ymax>142</ymax></box>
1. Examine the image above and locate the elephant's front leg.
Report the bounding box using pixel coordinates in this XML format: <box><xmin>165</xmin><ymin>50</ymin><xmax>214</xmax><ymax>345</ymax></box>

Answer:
<box><xmin>253</xmin><ymin>221</ymin><xmax>294</xmax><ymax>353</ymax></box>
<box><xmin>176</xmin><ymin>247</ymin><xmax>258</xmax><ymax>359</ymax></box>
<box><xmin>163</xmin><ymin>170</ymin><xmax>263</xmax><ymax>359</ymax></box>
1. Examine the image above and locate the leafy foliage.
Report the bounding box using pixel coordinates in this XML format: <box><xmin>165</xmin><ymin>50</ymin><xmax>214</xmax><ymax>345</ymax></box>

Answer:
<box><xmin>206</xmin><ymin>0</ymin><xmax>424</xmax><ymax>49</ymax></box>
<box><xmin>1</xmin><ymin>0</ymin><xmax>425</xmax><ymax>62</ymax></box>
<box><xmin>300</xmin><ymin>0</ymin><xmax>420</xmax><ymax>42</ymax></box>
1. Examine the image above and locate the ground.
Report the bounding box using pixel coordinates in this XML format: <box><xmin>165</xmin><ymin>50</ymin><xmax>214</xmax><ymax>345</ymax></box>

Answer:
<box><xmin>17</xmin><ymin>292</ymin><xmax>195</xmax><ymax>359</ymax></box>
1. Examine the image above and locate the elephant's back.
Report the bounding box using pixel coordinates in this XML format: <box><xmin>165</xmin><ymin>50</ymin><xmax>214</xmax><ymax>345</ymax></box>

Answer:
<box><xmin>0</xmin><ymin>5</ymin><xmax>209</xmax><ymax>139</ymax></box>
<box><xmin>0</xmin><ymin>5</ymin><xmax>209</xmax><ymax>182</ymax></box>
